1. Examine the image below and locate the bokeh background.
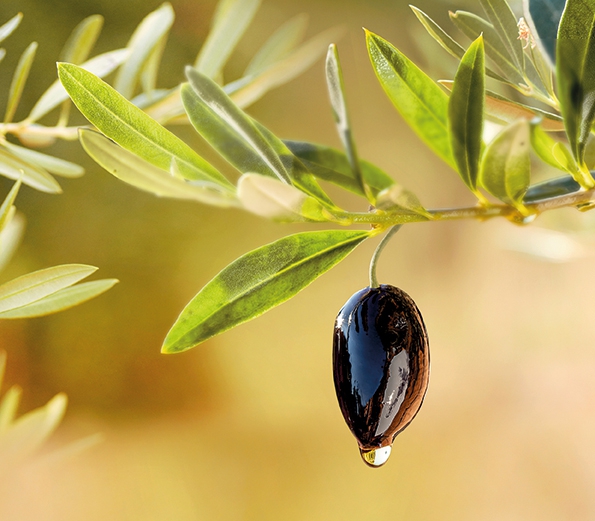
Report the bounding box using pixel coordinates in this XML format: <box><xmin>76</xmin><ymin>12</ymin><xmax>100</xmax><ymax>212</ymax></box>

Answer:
<box><xmin>1</xmin><ymin>0</ymin><xmax>595</xmax><ymax>519</ymax></box>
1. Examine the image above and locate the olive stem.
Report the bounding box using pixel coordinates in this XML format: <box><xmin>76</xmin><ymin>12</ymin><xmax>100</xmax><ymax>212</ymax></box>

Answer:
<box><xmin>369</xmin><ymin>225</ymin><xmax>402</xmax><ymax>288</ymax></box>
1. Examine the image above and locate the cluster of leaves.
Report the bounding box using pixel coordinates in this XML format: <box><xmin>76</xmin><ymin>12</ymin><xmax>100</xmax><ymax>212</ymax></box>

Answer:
<box><xmin>56</xmin><ymin>0</ymin><xmax>595</xmax><ymax>353</ymax></box>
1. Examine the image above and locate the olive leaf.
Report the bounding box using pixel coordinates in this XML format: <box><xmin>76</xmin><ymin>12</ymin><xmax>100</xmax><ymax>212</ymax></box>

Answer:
<box><xmin>60</xmin><ymin>15</ymin><xmax>104</xmax><ymax>65</ymax></box>
<box><xmin>556</xmin><ymin>0</ymin><xmax>595</xmax><ymax>184</ymax></box>
<box><xmin>57</xmin><ymin>63</ymin><xmax>232</xmax><ymax>189</ymax></box>
<box><xmin>0</xmin><ymin>14</ymin><xmax>22</xmax><ymax>44</ymax></box>
<box><xmin>479</xmin><ymin>0</ymin><xmax>524</xmax><ymax>71</ymax></box>
<box><xmin>284</xmin><ymin>140</ymin><xmax>395</xmax><ymax>199</ymax></box>
<box><xmin>448</xmin><ymin>35</ymin><xmax>485</xmax><ymax>193</ymax></box>
<box><xmin>524</xmin><ymin>174</ymin><xmax>585</xmax><ymax>202</ymax></box>
<box><xmin>4</xmin><ymin>42</ymin><xmax>37</xmax><ymax>124</ymax></box>
<box><xmin>162</xmin><ymin>230</ymin><xmax>371</xmax><ymax>353</ymax></box>
<box><xmin>3</xmin><ymin>142</ymin><xmax>84</xmax><ymax>178</ymax></box>
<box><xmin>366</xmin><ymin>30</ymin><xmax>455</xmax><ymax>169</ymax></box>
<box><xmin>0</xmin><ymin>181</ymin><xmax>20</xmax><ymax>234</ymax></box>
<box><xmin>479</xmin><ymin>120</ymin><xmax>531</xmax><ymax>210</ymax></box>
<box><xmin>0</xmin><ymin>147</ymin><xmax>62</xmax><ymax>193</ymax></box>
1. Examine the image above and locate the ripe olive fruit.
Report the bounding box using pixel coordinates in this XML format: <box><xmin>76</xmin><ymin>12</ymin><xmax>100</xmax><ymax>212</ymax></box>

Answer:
<box><xmin>333</xmin><ymin>284</ymin><xmax>430</xmax><ymax>467</ymax></box>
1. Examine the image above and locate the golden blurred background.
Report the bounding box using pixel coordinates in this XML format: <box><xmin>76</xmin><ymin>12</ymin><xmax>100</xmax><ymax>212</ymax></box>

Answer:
<box><xmin>1</xmin><ymin>0</ymin><xmax>595</xmax><ymax>519</ymax></box>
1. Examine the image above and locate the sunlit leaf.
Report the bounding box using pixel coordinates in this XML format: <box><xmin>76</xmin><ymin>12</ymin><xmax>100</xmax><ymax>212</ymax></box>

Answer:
<box><xmin>556</xmin><ymin>0</ymin><xmax>595</xmax><ymax>181</ymax></box>
<box><xmin>194</xmin><ymin>0</ymin><xmax>261</xmax><ymax>78</ymax></box>
<box><xmin>0</xmin><ymin>264</ymin><xmax>97</xmax><ymax>314</ymax></box>
<box><xmin>0</xmin><ymin>386</ymin><xmax>22</xmax><ymax>432</ymax></box>
<box><xmin>366</xmin><ymin>30</ymin><xmax>455</xmax><ymax>169</ymax></box>
<box><xmin>0</xmin><ymin>180</ymin><xmax>20</xmax><ymax>234</ymax></box>
<box><xmin>238</xmin><ymin>173</ymin><xmax>329</xmax><ymax>222</ymax></box>
<box><xmin>325</xmin><ymin>44</ymin><xmax>366</xmax><ymax>198</ymax></box>
<box><xmin>479</xmin><ymin>0</ymin><xmax>524</xmax><ymax>71</ymax></box>
<box><xmin>530</xmin><ymin>122</ymin><xmax>570</xmax><ymax>171</ymax></box>
<box><xmin>0</xmin><ymin>393</ymin><xmax>66</xmax><ymax>469</ymax></box>
<box><xmin>244</xmin><ymin>13</ymin><xmax>308</xmax><ymax>76</ymax></box>
<box><xmin>60</xmin><ymin>15</ymin><xmax>103</xmax><ymax>65</ymax></box>
<box><xmin>375</xmin><ymin>184</ymin><xmax>431</xmax><ymax>218</ymax></box>
<box><xmin>523</xmin><ymin>174</ymin><xmax>584</xmax><ymax>202</ymax></box>
<box><xmin>3</xmin><ymin>142</ymin><xmax>84</xmax><ymax>178</ymax></box>
<box><xmin>28</xmin><ymin>48</ymin><xmax>130</xmax><ymax>123</ymax></box>
<box><xmin>58</xmin><ymin>63</ymin><xmax>232</xmax><ymax>189</ymax></box>
<box><xmin>551</xmin><ymin>141</ymin><xmax>580</xmax><ymax>177</ymax></box>
<box><xmin>0</xmin><ymin>147</ymin><xmax>61</xmax><ymax>193</ymax></box>
<box><xmin>0</xmin><ymin>279</ymin><xmax>118</xmax><ymax>319</ymax></box>
<box><xmin>79</xmin><ymin>129</ymin><xmax>239</xmax><ymax>207</ymax></box>
<box><xmin>284</xmin><ymin>140</ymin><xmax>395</xmax><ymax>199</ymax></box>
<box><xmin>526</xmin><ymin>0</ymin><xmax>565</xmax><ymax>65</ymax></box>
<box><xmin>140</xmin><ymin>32</ymin><xmax>167</xmax><ymax>96</ymax></box>
<box><xmin>0</xmin><ymin>212</ymin><xmax>24</xmax><ymax>273</ymax></box>
<box><xmin>448</xmin><ymin>35</ymin><xmax>485</xmax><ymax>193</ymax></box>
<box><xmin>114</xmin><ymin>3</ymin><xmax>174</xmax><ymax>99</ymax></box>
<box><xmin>479</xmin><ymin>120</ymin><xmax>531</xmax><ymax>209</ymax></box>
<box><xmin>230</xmin><ymin>27</ymin><xmax>342</xmax><ymax>109</ymax></box>
<box><xmin>162</xmin><ymin>229</ymin><xmax>371</xmax><ymax>353</ymax></box>
<box><xmin>450</xmin><ymin>10</ymin><xmax>523</xmax><ymax>83</ymax></box>
<box><xmin>0</xmin><ymin>14</ymin><xmax>22</xmax><ymax>44</ymax></box>
<box><xmin>4</xmin><ymin>42</ymin><xmax>37</xmax><ymax>124</ymax></box>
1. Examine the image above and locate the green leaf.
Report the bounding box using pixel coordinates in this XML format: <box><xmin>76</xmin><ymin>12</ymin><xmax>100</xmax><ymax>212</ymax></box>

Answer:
<box><xmin>28</xmin><ymin>48</ymin><xmax>130</xmax><ymax>123</ymax></box>
<box><xmin>480</xmin><ymin>120</ymin><xmax>531</xmax><ymax>209</ymax></box>
<box><xmin>325</xmin><ymin>44</ymin><xmax>367</xmax><ymax>198</ymax></box>
<box><xmin>0</xmin><ymin>264</ymin><xmax>97</xmax><ymax>314</ymax></box>
<box><xmin>140</xmin><ymin>32</ymin><xmax>167</xmax><ymax>97</ymax></box>
<box><xmin>410</xmin><ymin>6</ymin><xmax>510</xmax><ymax>84</ymax></box>
<box><xmin>448</xmin><ymin>35</ymin><xmax>485</xmax><ymax>192</ymax></box>
<box><xmin>0</xmin><ymin>279</ymin><xmax>118</xmax><ymax>319</ymax></box>
<box><xmin>79</xmin><ymin>129</ymin><xmax>239</xmax><ymax>207</ymax></box>
<box><xmin>479</xmin><ymin>0</ymin><xmax>524</xmax><ymax>71</ymax></box>
<box><xmin>375</xmin><ymin>184</ymin><xmax>431</xmax><ymax>218</ymax></box>
<box><xmin>366</xmin><ymin>30</ymin><xmax>455</xmax><ymax>169</ymax></box>
<box><xmin>230</xmin><ymin>27</ymin><xmax>342</xmax><ymax>109</ymax></box>
<box><xmin>4</xmin><ymin>42</ymin><xmax>37</xmax><ymax>124</ymax></box>
<box><xmin>57</xmin><ymin>63</ymin><xmax>232</xmax><ymax>189</ymax></box>
<box><xmin>284</xmin><ymin>140</ymin><xmax>395</xmax><ymax>199</ymax></box>
<box><xmin>244</xmin><ymin>13</ymin><xmax>308</xmax><ymax>76</ymax></box>
<box><xmin>60</xmin><ymin>15</ymin><xmax>103</xmax><ymax>65</ymax></box>
<box><xmin>0</xmin><ymin>147</ymin><xmax>62</xmax><ymax>193</ymax></box>
<box><xmin>194</xmin><ymin>0</ymin><xmax>261</xmax><ymax>78</ymax></box>
<box><xmin>3</xmin><ymin>142</ymin><xmax>84</xmax><ymax>178</ymax></box>
<box><xmin>237</xmin><ymin>173</ymin><xmax>329</xmax><ymax>222</ymax></box>
<box><xmin>530</xmin><ymin>122</ymin><xmax>570</xmax><ymax>171</ymax></box>
<box><xmin>162</xmin><ymin>229</ymin><xmax>371</xmax><ymax>353</ymax></box>
<box><xmin>450</xmin><ymin>10</ymin><xmax>523</xmax><ymax>83</ymax></box>
<box><xmin>0</xmin><ymin>180</ymin><xmax>20</xmax><ymax>234</ymax></box>
<box><xmin>556</xmin><ymin>0</ymin><xmax>595</xmax><ymax>178</ymax></box>
<box><xmin>526</xmin><ymin>0</ymin><xmax>565</xmax><ymax>65</ymax></box>
<box><xmin>0</xmin><ymin>14</ymin><xmax>22</xmax><ymax>44</ymax></box>
<box><xmin>524</xmin><ymin>174</ymin><xmax>584</xmax><ymax>202</ymax></box>
<box><xmin>182</xmin><ymin>69</ymin><xmax>290</xmax><ymax>183</ymax></box>
<box><xmin>114</xmin><ymin>3</ymin><xmax>174</xmax><ymax>99</ymax></box>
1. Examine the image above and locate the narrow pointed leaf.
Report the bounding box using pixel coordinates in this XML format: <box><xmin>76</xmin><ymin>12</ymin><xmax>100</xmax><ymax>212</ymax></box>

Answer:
<box><xmin>525</xmin><ymin>0</ymin><xmax>565</xmax><ymax>65</ymax></box>
<box><xmin>0</xmin><ymin>386</ymin><xmax>22</xmax><ymax>432</ymax></box>
<box><xmin>284</xmin><ymin>140</ymin><xmax>395</xmax><ymax>198</ymax></box>
<box><xmin>366</xmin><ymin>30</ymin><xmax>455</xmax><ymax>169</ymax></box>
<box><xmin>0</xmin><ymin>180</ymin><xmax>20</xmax><ymax>234</ymax></box>
<box><xmin>375</xmin><ymin>184</ymin><xmax>431</xmax><ymax>218</ymax></box>
<box><xmin>0</xmin><ymin>14</ymin><xmax>22</xmax><ymax>44</ymax></box>
<box><xmin>0</xmin><ymin>148</ymin><xmax>61</xmax><ymax>193</ymax></box>
<box><xmin>556</xmin><ymin>0</ymin><xmax>595</xmax><ymax>168</ymax></box>
<box><xmin>140</xmin><ymin>32</ymin><xmax>167</xmax><ymax>96</ymax></box>
<box><xmin>230</xmin><ymin>27</ymin><xmax>342</xmax><ymax>109</ymax></box>
<box><xmin>0</xmin><ymin>264</ymin><xmax>97</xmax><ymax>313</ymax></box>
<box><xmin>480</xmin><ymin>120</ymin><xmax>531</xmax><ymax>207</ymax></box>
<box><xmin>524</xmin><ymin>174</ymin><xmax>586</xmax><ymax>202</ymax></box>
<box><xmin>530</xmin><ymin>122</ymin><xmax>571</xmax><ymax>170</ymax></box>
<box><xmin>237</xmin><ymin>173</ymin><xmax>329</xmax><ymax>222</ymax></box>
<box><xmin>162</xmin><ymin>230</ymin><xmax>371</xmax><ymax>353</ymax></box>
<box><xmin>325</xmin><ymin>44</ymin><xmax>366</xmax><ymax>197</ymax></box>
<box><xmin>479</xmin><ymin>0</ymin><xmax>525</xmax><ymax>70</ymax></box>
<box><xmin>4</xmin><ymin>42</ymin><xmax>37</xmax><ymax>124</ymax></box>
<box><xmin>0</xmin><ymin>279</ymin><xmax>118</xmax><ymax>319</ymax></box>
<box><xmin>0</xmin><ymin>213</ymin><xmax>24</xmax><ymax>273</ymax></box>
<box><xmin>79</xmin><ymin>129</ymin><xmax>238</xmax><ymax>207</ymax></box>
<box><xmin>449</xmin><ymin>35</ymin><xmax>485</xmax><ymax>191</ymax></box>
<box><xmin>114</xmin><ymin>3</ymin><xmax>174</xmax><ymax>99</ymax></box>
<box><xmin>194</xmin><ymin>0</ymin><xmax>261</xmax><ymax>78</ymax></box>
<box><xmin>28</xmin><ymin>48</ymin><xmax>130</xmax><ymax>123</ymax></box>
<box><xmin>60</xmin><ymin>15</ymin><xmax>103</xmax><ymax>65</ymax></box>
<box><xmin>245</xmin><ymin>13</ymin><xmax>308</xmax><ymax>76</ymax></box>
<box><xmin>3</xmin><ymin>142</ymin><xmax>84</xmax><ymax>178</ymax></box>
<box><xmin>58</xmin><ymin>63</ymin><xmax>232</xmax><ymax>188</ymax></box>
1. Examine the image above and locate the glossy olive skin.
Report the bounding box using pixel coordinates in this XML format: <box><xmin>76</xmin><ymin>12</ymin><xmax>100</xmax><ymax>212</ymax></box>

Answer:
<box><xmin>333</xmin><ymin>284</ymin><xmax>430</xmax><ymax>450</ymax></box>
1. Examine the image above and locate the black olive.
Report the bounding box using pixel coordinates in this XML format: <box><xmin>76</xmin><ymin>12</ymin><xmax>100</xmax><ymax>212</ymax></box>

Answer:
<box><xmin>333</xmin><ymin>284</ymin><xmax>430</xmax><ymax>467</ymax></box>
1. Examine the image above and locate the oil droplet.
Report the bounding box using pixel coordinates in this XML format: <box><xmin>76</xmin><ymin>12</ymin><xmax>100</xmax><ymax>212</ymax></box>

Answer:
<box><xmin>360</xmin><ymin>446</ymin><xmax>392</xmax><ymax>467</ymax></box>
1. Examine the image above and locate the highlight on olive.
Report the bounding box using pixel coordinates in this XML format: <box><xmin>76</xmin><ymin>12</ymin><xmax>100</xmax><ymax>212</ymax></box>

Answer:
<box><xmin>332</xmin><ymin>284</ymin><xmax>430</xmax><ymax>467</ymax></box>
